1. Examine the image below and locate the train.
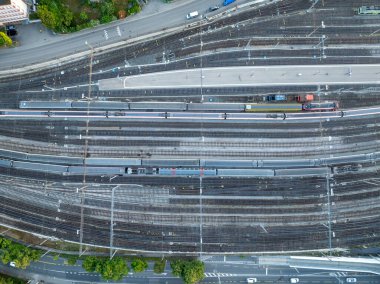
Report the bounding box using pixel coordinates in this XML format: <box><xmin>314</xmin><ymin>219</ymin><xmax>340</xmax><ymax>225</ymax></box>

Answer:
<box><xmin>0</xmin><ymin>158</ymin><xmax>336</xmax><ymax>177</ymax></box>
<box><xmin>0</xmin><ymin>148</ymin><xmax>378</xmax><ymax>169</ymax></box>
<box><xmin>0</xmin><ymin>148</ymin><xmax>378</xmax><ymax>177</ymax></box>
<box><xmin>19</xmin><ymin>101</ymin><xmax>339</xmax><ymax>113</ymax></box>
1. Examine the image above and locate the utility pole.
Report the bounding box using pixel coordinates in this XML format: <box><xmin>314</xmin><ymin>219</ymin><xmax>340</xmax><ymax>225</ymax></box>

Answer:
<box><xmin>79</xmin><ymin>41</ymin><xmax>94</xmax><ymax>254</ymax></box>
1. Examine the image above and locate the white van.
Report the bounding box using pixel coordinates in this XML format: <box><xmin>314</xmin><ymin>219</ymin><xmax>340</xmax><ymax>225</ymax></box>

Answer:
<box><xmin>186</xmin><ymin>11</ymin><xmax>199</xmax><ymax>19</ymax></box>
<box><xmin>290</xmin><ymin>278</ymin><xmax>299</xmax><ymax>283</ymax></box>
<box><xmin>247</xmin><ymin>278</ymin><xmax>257</xmax><ymax>283</ymax></box>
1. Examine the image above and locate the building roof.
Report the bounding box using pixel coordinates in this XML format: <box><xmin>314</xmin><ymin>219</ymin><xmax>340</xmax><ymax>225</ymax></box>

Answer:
<box><xmin>0</xmin><ymin>0</ymin><xmax>11</xmax><ymax>5</ymax></box>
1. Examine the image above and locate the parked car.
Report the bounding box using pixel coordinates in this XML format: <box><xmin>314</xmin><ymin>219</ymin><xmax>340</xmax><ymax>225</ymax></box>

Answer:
<box><xmin>209</xmin><ymin>5</ymin><xmax>220</xmax><ymax>12</ymax></box>
<box><xmin>186</xmin><ymin>11</ymin><xmax>199</xmax><ymax>19</ymax></box>
<box><xmin>9</xmin><ymin>261</ymin><xmax>16</xmax><ymax>267</ymax></box>
<box><xmin>346</xmin><ymin>278</ymin><xmax>357</xmax><ymax>283</ymax></box>
<box><xmin>290</xmin><ymin>278</ymin><xmax>299</xmax><ymax>284</ymax></box>
<box><xmin>6</xmin><ymin>25</ymin><xmax>17</xmax><ymax>36</ymax></box>
<box><xmin>247</xmin><ymin>278</ymin><xmax>257</xmax><ymax>283</ymax></box>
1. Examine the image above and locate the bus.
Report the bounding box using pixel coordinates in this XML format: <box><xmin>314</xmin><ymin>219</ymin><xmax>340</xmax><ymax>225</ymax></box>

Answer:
<box><xmin>357</xmin><ymin>6</ymin><xmax>380</xmax><ymax>15</ymax></box>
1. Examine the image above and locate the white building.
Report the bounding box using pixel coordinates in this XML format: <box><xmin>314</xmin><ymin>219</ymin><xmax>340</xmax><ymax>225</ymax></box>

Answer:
<box><xmin>0</xmin><ymin>0</ymin><xmax>28</xmax><ymax>26</ymax></box>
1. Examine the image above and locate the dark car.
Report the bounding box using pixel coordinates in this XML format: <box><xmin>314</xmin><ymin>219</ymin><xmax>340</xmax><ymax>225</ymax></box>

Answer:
<box><xmin>209</xmin><ymin>5</ymin><xmax>219</xmax><ymax>12</ymax></box>
<box><xmin>5</xmin><ymin>25</ymin><xmax>17</xmax><ymax>36</ymax></box>
<box><xmin>6</xmin><ymin>29</ymin><xmax>17</xmax><ymax>36</ymax></box>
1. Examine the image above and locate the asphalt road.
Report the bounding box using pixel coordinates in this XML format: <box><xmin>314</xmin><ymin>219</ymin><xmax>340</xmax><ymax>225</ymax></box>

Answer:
<box><xmin>2</xmin><ymin>254</ymin><xmax>380</xmax><ymax>284</ymax></box>
<box><xmin>0</xmin><ymin>0</ymin><xmax>259</xmax><ymax>70</ymax></box>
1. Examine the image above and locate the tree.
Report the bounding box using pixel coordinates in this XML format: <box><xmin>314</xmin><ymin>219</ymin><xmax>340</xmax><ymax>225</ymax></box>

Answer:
<box><xmin>117</xmin><ymin>10</ymin><xmax>126</xmax><ymax>19</ymax></box>
<box><xmin>101</xmin><ymin>257</ymin><xmax>128</xmax><ymax>280</ymax></box>
<box><xmin>131</xmin><ymin>258</ymin><xmax>148</xmax><ymax>273</ymax></box>
<box><xmin>0</xmin><ymin>238</ymin><xmax>12</xmax><ymax>249</ymax></box>
<box><xmin>79</xmin><ymin>11</ymin><xmax>88</xmax><ymax>21</ymax></box>
<box><xmin>82</xmin><ymin>256</ymin><xmax>99</xmax><ymax>272</ymax></box>
<box><xmin>62</xmin><ymin>8</ymin><xmax>73</xmax><ymax>28</ymax></box>
<box><xmin>170</xmin><ymin>259</ymin><xmax>205</xmax><ymax>284</ymax></box>
<box><xmin>0</xmin><ymin>237</ymin><xmax>41</xmax><ymax>269</ymax></box>
<box><xmin>67</xmin><ymin>256</ymin><xmax>78</xmax><ymax>265</ymax></box>
<box><xmin>170</xmin><ymin>259</ymin><xmax>183</xmax><ymax>277</ymax></box>
<box><xmin>37</xmin><ymin>5</ymin><xmax>59</xmax><ymax>30</ymax></box>
<box><xmin>0</xmin><ymin>274</ymin><xmax>24</xmax><ymax>284</ymax></box>
<box><xmin>182</xmin><ymin>260</ymin><xmax>205</xmax><ymax>284</ymax></box>
<box><xmin>0</xmin><ymin>32</ymin><xmax>12</xmax><ymax>46</ymax></box>
<box><xmin>100</xmin><ymin>1</ymin><xmax>115</xmax><ymax>18</ymax></box>
<box><xmin>82</xmin><ymin>256</ymin><xmax>128</xmax><ymax>280</ymax></box>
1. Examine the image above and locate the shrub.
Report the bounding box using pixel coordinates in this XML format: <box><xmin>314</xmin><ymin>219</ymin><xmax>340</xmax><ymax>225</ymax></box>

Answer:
<box><xmin>0</xmin><ymin>32</ymin><xmax>12</xmax><ymax>46</ymax></box>
<box><xmin>67</xmin><ymin>256</ymin><xmax>78</xmax><ymax>265</ymax></box>
<box><xmin>153</xmin><ymin>258</ymin><xmax>166</xmax><ymax>274</ymax></box>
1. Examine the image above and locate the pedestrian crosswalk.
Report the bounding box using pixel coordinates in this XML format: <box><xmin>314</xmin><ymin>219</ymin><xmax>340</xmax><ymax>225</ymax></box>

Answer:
<box><xmin>204</xmin><ymin>273</ymin><xmax>236</xmax><ymax>277</ymax></box>
<box><xmin>329</xmin><ymin>272</ymin><xmax>347</xmax><ymax>277</ymax></box>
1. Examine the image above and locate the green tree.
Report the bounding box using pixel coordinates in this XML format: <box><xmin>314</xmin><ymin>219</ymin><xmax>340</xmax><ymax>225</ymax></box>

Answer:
<box><xmin>170</xmin><ymin>259</ymin><xmax>183</xmax><ymax>277</ymax></box>
<box><xmin>37</xmin><ymin>5</ymin><xmax>59</xmax><ymax>30</ymax></box>
<box><xmin>131</xmin><ymin>258</ymin><xmax>148</xmax><ymax>273</ymax></box>
<box><xmin>82</xmin><ymin>256</ymin><xmax>128</xmax><ymax>280</ymax></box>
<box><xmin>101</xmin><ymin>257</ymin><xmax>128</xmax><ymax>280</ymax></box>
<box><xmin>79</xmin><ymin>11</ymin><xmax>88</xmax><ymax>21</ymax></box>
<box><xmin>62</xmin><ymin>8</ymin><xmax>73</xmax><ymax>28</ymax></box>
<box><xmin>170</xmin><ymin>259</ymin><xmax>205</xmax><ymax>284</ymax></box>
<box><xmin>82</xmin><ymin>256</ymin><xmax>99</xmax><ymax>272</ymax></box>
<box><xmin>0</xmin><ymin>238</ymin><xmax>12</xmax><ymax>249</ymax></box>
<box><xmin>67</xmin><ymin>256</ymin><xmax>78</xmax><ymax>265</ymax></box>
<box><xmin>0</xmin><ymin>274</ymin><xmax>25</xmax><ymax>284</ymax></box>
<box><xmin>0</xmin><ymin>237</ymin><xmax>41</xmax><ymax>269</ymax></box>
<box><xmin>0</xmin><ymin>32</ymin><xmax>12</xmax><ymax>46</ymax></box>
<box><xmin>182</xmin><ymin>260</ymin><xmax>205</xmax><ymax>284</ymax></box>
<box><xmin>100</xmin><ymin>1</ymin><xmax>115</xmax><ymax>18</ymax></box>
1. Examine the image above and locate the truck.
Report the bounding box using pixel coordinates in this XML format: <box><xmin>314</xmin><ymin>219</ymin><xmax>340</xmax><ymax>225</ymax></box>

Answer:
<box><xmin>296</xmin><ymin>93</ymin><xmax>314</xmax><ymax>103</ymax></box>
<box><xmin>265</xmin><ymin>94</ymin><xmax>286</xmax><ymax>102</ymax></box>
<box><xmin>223</xmin><ymin>0</ymin><xmax>236</xmax><ymax>6</ymax></box>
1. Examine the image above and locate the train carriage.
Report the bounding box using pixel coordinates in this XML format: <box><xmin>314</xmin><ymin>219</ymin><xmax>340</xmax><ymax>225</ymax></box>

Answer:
<box><xmin>302</xmin><ymin>101</ymin><xmax>338</xmax><ymax>112</ymax></box>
